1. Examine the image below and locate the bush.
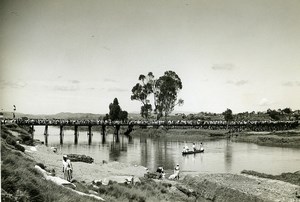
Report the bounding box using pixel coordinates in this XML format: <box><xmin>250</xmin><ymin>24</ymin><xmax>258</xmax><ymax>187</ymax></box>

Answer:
<box><xmin>15</xmin><ymin>144</ymin><xmax>25</xmax><ymax>152</ymax></box>
<box><xmin>6</xmin><ymin>136</ymin><xmax>16</xmax><ymax>146</ymax></box>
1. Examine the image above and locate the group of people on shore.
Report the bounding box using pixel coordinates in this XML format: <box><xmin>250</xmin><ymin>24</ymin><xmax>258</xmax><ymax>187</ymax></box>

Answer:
<box><xmin>182</xmin><ymin>142</ymin><xmax>204</xmax><ymax>152</ymax></box>
<box><xmin>155</xmin><ymin>164</ymin><xmax>180</xmax><ymax>180</ymax></box>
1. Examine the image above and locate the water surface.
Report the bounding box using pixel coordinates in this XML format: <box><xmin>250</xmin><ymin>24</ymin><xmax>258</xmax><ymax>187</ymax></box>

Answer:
<box><xmin>33</xmin><ymin>126</ymin><xmax>300</xmax><ymax>175</ymax></box>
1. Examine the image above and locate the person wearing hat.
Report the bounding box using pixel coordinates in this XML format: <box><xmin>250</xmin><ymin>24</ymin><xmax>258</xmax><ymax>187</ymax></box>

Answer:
<box><xmin>62</xmin><ymin>155</ymin><xmax>73</xmax><ymax>181</ymax></box>
<box><xmin>174</xmin><ymin>164</ymin><xmax>180</xmax><ymax>180</ymax></box>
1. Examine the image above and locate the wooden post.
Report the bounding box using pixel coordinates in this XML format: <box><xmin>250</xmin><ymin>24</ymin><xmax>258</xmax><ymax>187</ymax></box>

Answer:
<box><xmin>60</xmin><ymin>125</ymin><xmax>64</xmax><ymax>145</ymax></box>
<box><xmin>74</xmin><ymin>125</ymin><xmax>79</xmax><ymax>144</ymax></box>
<box><xmin>44</xmin><ymin>125</ymin><xmax>48</xmax><ymax>146</ymax></box>
<box><xmin>88</xmin><ymin>125</ymin><xmax>92</xmax><ymax>145</ymax></box>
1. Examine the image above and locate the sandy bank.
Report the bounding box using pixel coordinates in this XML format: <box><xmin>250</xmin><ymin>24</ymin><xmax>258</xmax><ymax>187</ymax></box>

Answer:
<box><xmin>23</xmin><ymin>144</ymin><xmax>147</xmax><ymax>184</ymax></box>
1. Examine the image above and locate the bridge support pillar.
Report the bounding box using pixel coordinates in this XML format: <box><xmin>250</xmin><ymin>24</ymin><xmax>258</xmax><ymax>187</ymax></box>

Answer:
<box><xmin>115</xmin><ymin>124</ymin><xmax>120</xmax><ymax>143</ymax></box>
<box><xmin>74</xmin><ymin>125</ymin><xmax>79</xmax><ymax>144</ymax></box>
<box><xmin>101</xmin><ymin>124</ymin><xmax>106</xmax><ymax>143</ymax></box>
<box><xmin>60</xmin><ymin>125</ymin><xmax>64</xmax><ymax>145</ymax></box>
<box><xmin>124</xmin><ymin>124</ymin><xmax>133</xmax><ymax>136</ymax></box>
<box><xmin>44</xmin><ymin>125</ymin><xmax>48</xmax><ymax>146</ymax></box>
<box><xmin>87</xmin><ymin>125</ymin><xmax>92</xmax><ymax>145</ymax></box>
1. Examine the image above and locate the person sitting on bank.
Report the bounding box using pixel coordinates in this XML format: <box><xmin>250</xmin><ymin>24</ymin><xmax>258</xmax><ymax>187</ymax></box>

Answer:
<box><xmin>156</xmin><ymin>166</ymin><xmax>164</xmax><ymax>179</ymax></box>
<box><xmin>62</xmin><ymin>155</ymin><xmax>73</xmax><ymax>182</ymax></box>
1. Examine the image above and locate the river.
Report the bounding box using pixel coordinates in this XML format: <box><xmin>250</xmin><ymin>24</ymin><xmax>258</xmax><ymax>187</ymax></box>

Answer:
<box><xmin>33</xmin><ymin>126</ymin><xmax>300</xmax><ymax>175</ymax></box>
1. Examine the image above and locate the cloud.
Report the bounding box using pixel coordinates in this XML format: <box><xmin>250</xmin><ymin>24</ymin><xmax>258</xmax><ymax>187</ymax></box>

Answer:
<box><xmin>104</xmin><ymin>78</ymin><xmax>117</xmax><ymax>83</ymax></box>
<box><xmin>282</xmin><ymin>81</ymin><xmax>300</xmax><ymax>87</ymax></box>
<box><xmin>71</xmin><ymin>80</ymin><xmax>80</xmax><ymax>84</ymax></box>
<box><xmin>212</xmin><ymin>63</ymin><xmax>235</xmax><ymax>71</ymax></box>
<box><xmin>53</xmin><ymin>85</ymin><xmax>79</xmax><ymax>91</ymax></box>
<box><xmin>0</xmin><ymin>80</ymin><xmax>27</xmax><ymax>89</ymax></box>
<box><xmin>107</xmin><ymin>87</ymin><xmax>128</xmax><ymax>92</ymax></box>
<box><xmin>51</xmin><ymin>80</ymin><xmax>80</xmax><ymax>91</ymax></box>
<box><xmin>226</xmin><ymin>80</ymin><xmax>248</xmax><ymax>86</ymax></box>
<box><xmin>259</xmin><ymin>98</ymin><xmax>272</xmax><ymax>107</ymax></box>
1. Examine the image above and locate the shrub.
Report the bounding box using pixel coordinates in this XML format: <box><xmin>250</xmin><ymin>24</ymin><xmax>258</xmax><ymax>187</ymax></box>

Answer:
<box><xmin>15</xmin><ymin>144</ymin><xmax>25</xmax><ymax>152</ymax></box>
<box><xmin>6</xmin><ymin>136</ymin><xmax>16</xmax><ymax>146</ymax></box>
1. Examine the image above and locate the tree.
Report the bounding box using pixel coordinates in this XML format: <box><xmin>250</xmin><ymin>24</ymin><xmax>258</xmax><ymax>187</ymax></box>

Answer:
<box><xmin>109</xmin><ymin>98</ymin><xmax>121</xmax><ymax>121</ymax></box>
<box><xmin>155</xmin><ymin>71</ymin><xmax>183</xmax><ymax>119</ymax></box>
<box><xmin>109</xmin><ymin>98</ymin><xmax>128</xmax><ymax>121</ymax></box>
<box><xmin>267</xmin><ymin>109</ymin><xmax>280</xmax><ymax>121</ymax></box>
<box><xmin>282</xmin><ymin>107</ymin><xmax>292</xmax><ymax>114</ymax></box>
<box><xmin>119</xmin><ymin>110</ymin><xmax>128</xmax><ymax>122</ymax></box>
<box><xmin>223</xmin><ymin>108</ymin><xmax>233</xmax><ymax>122</ymax></box>
<box><xmin>131</xmin><ymin>72</ymin><xmax>155</xmax><ymax>119</ymax></box>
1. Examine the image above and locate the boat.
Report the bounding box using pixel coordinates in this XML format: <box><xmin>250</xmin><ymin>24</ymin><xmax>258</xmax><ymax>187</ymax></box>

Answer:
<box><xmin>182</xmin><ymin>149</ymin><xmax>204</xmax><ymax>155</ymax></box>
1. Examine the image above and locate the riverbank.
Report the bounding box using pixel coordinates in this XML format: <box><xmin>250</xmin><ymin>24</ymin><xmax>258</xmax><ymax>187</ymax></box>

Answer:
<box><xmin>130</xmin><ymin>127</ymin><xmax>228</xmax><ymax>141</ymax></box>
<box><xmin>130</xmin><ymin>127</ymin><xmax>300</xmax><ymax>147</ymax></box>
<box><xmin>231</xmin><ymin>129</ymin><xmax>300</xmax><ymax>147</ymax></box>
<box><xmin>14</xmin><ymin>142</ymin><xmax>300</xmax><ymax>202</ymax></box>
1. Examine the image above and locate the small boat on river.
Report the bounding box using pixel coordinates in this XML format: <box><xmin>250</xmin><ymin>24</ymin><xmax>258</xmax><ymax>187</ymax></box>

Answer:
<box><xmin>182</xmin><ymin>149</ymin><xmax>204</xmax><ymax>155</ymax></box>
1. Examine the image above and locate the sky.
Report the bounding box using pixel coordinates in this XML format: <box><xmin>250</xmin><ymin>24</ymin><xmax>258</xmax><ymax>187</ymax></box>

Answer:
<box><xmin>0</xmin><ymin>0</ymin><xmax>300</xmax><ymax>115</ymax></box>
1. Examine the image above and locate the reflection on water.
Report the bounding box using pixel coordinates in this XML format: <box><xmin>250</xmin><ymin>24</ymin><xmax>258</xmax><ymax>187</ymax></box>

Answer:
<box><xmin>33</xmin><ymin>126</ymin><xmax>300</xmax><ymax>175</ymax></box>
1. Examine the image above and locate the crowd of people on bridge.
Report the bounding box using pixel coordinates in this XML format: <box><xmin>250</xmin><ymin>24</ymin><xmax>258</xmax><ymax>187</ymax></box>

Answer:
<box><xmin>2</xmin><ymin>118</ymin><xmax>299</xmax><ymax>132</ymax></box>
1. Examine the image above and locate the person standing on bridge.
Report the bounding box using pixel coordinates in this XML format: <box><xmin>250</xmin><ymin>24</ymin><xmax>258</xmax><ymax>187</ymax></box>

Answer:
<box><xmin>62</xmin><ymin>155</ymin><xmax>73</xmax><ymax>182</ymax></box>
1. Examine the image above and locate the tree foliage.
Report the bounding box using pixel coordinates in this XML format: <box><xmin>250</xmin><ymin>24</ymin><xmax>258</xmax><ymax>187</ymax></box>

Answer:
<box><xmin>155</xmin><ymin>71</ymin><xmax>183</xmax><ymax>119</ymax></box>
<box><xmin>131</xmin><ymin>70</ymin><xmax>183</xmax><ymax>120</ymax></box>
<box><xmin>267</xmin><ymin>109</ymin><xmax>281</xmax><ymax>121</ymax></box>
<box><xmin>131</xmin><ymin>72</ymin><xmax>155</xmax><ymax>119</ymax></box>
<box><xmin>223</xmin><ymin>108</ymin><xmax>233</xmax><ymax>122</ymax></box>
<box><xmin>109</xmin><ymin>98</ymin><xmax>128</xmax><ymax>121</ymax></box>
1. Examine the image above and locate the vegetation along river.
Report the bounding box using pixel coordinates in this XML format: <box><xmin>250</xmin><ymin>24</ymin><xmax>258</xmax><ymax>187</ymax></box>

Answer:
<box><xmin>34</xmin><ymin>126</ymin><xmax>300</xmax><ymax>175</ymax></box>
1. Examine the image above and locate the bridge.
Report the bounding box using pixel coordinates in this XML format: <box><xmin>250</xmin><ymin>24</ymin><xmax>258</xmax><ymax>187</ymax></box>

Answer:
<box><xmin>2</xmin><ymin>118</ymin><xmax>299</xmax><ymax>145</ymax></box>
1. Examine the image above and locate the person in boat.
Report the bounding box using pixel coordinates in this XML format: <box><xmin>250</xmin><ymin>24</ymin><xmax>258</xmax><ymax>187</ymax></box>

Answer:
<box><xmin>62</xmin><ymin>155</ymin><xmax>73</xmax><ymax>182</ymax></box>
<box><xmin>184</xmin><ymin>145</ymin><xmax>189</xmax><ymax>152</ymax></box>
<box><xmin>174</xmin><ymin>164</ymin><xmax>180</xmax><ymax>180</ymax></box>
<box><xmin>192</xmin><ymin>143</ymin><xmax>196</xmax><ymax>151</ymax></box>
<box><xmin>200</xmin><ymin>142</ymin><xmax>204</xmax><ymax>151</ymax></box>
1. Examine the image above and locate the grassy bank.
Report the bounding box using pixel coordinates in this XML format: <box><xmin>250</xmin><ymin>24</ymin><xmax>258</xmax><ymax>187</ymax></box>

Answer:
<box><xmin>231</xmin><ymin>130</ymin><xmax>300</xmax><ymax>147</ymax></box>
<box><xmin>130</xmin><ymin>127</ymin><xmax>228</xmax><ymax>141</ymax></box>
<box><xmin>241</xmin><ymin>170</ymin><xmax>300</xmax><ymax>186</ymax></box>
<box><xmin>1</xmin><ymin>124</ymin><xmax>99</xmax><ymax>202</ymax></box>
